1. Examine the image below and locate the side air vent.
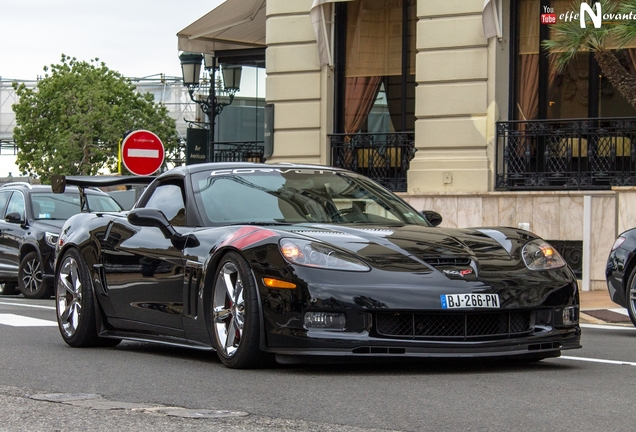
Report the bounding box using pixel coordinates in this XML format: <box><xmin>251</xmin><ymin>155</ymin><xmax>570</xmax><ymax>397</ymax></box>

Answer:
<box><xmin>422</xmin><ymin>257</ymin><xmax>472</xmax><ymax>267</ymax></box>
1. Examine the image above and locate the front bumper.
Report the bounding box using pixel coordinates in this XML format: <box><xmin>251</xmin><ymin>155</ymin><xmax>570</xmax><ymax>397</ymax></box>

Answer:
<box><xmin>264</xmin><ymin>322</ymin><xmax>581</xmax><ymax>360</ymax></box>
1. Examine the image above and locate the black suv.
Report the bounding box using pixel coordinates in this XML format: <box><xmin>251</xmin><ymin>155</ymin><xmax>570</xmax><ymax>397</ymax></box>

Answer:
<box><xmin>0</xmin><ymin>182</ymin><xmax>122</xmax><ymax>299</ymax></box>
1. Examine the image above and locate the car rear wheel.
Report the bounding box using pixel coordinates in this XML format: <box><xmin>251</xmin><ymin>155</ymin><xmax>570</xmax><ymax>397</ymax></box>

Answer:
<box><xmin>19</xmin><ymin>251</ymin><xmax>52</xmax><ymax>299</ymax></box>
<box><xmin>0</xmin><ymin>282</ymin><xmax>18</xmax><ymax>295</ymax></box>
<box><xmin>211</xmin><ymin>251</ymin><xmax>266</xmax><ymax>369</ymax></box>
<box><xmin>56</xmin><ymin>248</ymin><xmax>120</xmax><ymax>347</ymax></box>
<box><xmin>627</xmin><ymin>269</ymin><xmax>636</xmax><ymax>327</ymax></box>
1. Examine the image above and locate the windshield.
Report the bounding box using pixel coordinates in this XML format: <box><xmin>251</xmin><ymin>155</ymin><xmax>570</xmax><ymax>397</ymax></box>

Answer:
<box><xmin>30</xmin><ymin>192</ymin><xmax>122</xmax><ymax>220</ymax></box>
<box><xmin>191</xmin><ymin>168</ymin><xmax>429</xmax><ymax>226</ymax></box>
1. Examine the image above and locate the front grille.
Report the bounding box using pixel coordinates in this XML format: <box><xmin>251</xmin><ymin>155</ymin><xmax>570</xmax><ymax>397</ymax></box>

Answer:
<box><xmin>375</xmin><ymin>311</ymin><xmax>532</xmax><ymax>339</ymax></box>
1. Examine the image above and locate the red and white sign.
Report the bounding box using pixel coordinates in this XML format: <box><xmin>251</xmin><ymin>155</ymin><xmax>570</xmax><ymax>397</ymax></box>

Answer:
<box><xmin>541</xmin><ymin>13</ymin><xmax>556</xmax><ymax>24</ymax></box>
<box><xmin>121</xmin><ymin>130</ymin><xmax>164</xmax><ymax>176</ymax></box>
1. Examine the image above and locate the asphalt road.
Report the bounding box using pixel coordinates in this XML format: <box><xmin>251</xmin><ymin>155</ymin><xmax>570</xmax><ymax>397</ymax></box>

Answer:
<box><xmin>1</xmin><ymin>297</ymin><xmax>635</xmax><ymax>432</ymax></box>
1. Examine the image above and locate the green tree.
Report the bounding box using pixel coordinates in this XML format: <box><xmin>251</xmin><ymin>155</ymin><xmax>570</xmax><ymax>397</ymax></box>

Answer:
<box><xmin>542</xmin><ymin>0</ymin><xmax>636</xmax><ymax>108</ymax></box>
<box><xmin>12</xmin><ymin>54</ymin><xmax>181</xmax><ymax>180</ymax></box>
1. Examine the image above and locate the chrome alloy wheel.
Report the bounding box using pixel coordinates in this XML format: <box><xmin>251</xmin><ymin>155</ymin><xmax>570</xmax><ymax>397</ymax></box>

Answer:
<box><xmin>21</xmin><ymin>257</ymin><xmax>43</xmax><ymax>294</ymax></box>
<box><xmin>629</xmin><ymin>278</ymin><xmax>636</xmax><ymax>324</ymax></box>
<box><xmin>56</xmin><ymin>255</ymin><xmax>82</xmax><ymax>338</ymax></box>
<box><xmin>212</xmin><ymin>262</ymin><xmax>245</xmax><ymax>358</ymax></box>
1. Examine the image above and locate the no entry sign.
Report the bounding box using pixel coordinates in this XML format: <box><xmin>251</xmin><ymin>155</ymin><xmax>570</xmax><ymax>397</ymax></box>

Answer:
<box><xmin>121</xmin><ymin>130</ymin><xmax>165</xmax><ymax>176</ymax></box>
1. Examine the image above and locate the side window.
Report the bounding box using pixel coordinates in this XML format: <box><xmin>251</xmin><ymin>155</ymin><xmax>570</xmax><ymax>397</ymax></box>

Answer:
<box><xmin>6</xmin><ymin>191</ymin><xmax>25</xmax><ymax>220</ymax></box>
<box><xmin>0</xmin><ymin>191</ymin><xmax>11</xmax><ymax>217</ymax></box>
<box><xmin>143</xmin><ymin>182</ymin><xmax>186</xmax><ymax>226</ymax></box>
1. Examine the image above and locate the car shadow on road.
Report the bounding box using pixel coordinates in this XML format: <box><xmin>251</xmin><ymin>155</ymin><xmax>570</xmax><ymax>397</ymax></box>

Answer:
<box><xmin>111</xmin><ymin>341</ymin><xmax>575</xmax><ymax>375</ymax></box>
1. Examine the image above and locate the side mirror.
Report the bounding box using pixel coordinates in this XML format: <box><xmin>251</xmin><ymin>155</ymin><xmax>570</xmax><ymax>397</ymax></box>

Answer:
<box><xmin>422</xmin><ymin>210</ymin><xmax>443</xmax><ymax>227</ymax></box>
<box><xmin>5</xmin><ymin>212</ymin><xmax>24</xmax><ymax>224</ymax></box>
<box><xmin>128</xmin><ymin>207</ymin><xmax>171</xmax><ymax>230</ymax></box>
<box><xmin>127</xmin><ymin>208</ymin><xmax>198</xmax><ymax>249</ymax></box>
<box><xmin>51</xmin><ymin>175</ymin><xmax>66</xmax><ymax>194</ymax></box>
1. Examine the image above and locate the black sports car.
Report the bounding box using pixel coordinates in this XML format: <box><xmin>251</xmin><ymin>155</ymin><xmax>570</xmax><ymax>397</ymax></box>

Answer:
<box><xmin>606</xmin><ymin>229</ymin><xmax>636</xmax><ymax>327</ymax></box>
<box><xmin>0</xmin><ymin>182</ymin><xmax>122</xmax><ymax>299</ymax></box>
<box><xmin>51</xmin><ymin>163</ymin><xmax>581</xmax><ymax>368</ymax></box>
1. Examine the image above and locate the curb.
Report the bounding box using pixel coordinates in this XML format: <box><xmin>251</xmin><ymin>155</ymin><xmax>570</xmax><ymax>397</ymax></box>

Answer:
<box><xmin>580</xmin><ymin>309</ymin><xmax>633</xmax><ymax>326</ymax></box>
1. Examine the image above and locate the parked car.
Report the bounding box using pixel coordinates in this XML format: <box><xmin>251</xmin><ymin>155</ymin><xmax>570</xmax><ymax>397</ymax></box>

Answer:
<box><xmin>0</xmin><ymin>182</ymin><xmax>122</xmax><ymax>299</ymax></box>
<box><xmin>52</xmin><ymin>163</ymin><xmax>581</xmax><ymax>368</ymax></box>
<box><xmin>605</xmin><ymin>229</ymin><xmax>636</xmax><ymax>327</ymax></box>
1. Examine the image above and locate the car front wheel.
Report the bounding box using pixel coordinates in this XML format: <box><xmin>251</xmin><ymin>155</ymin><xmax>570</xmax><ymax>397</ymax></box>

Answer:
<box><xmin>56</xmin><ymin>248</ymin><xmax>119</xmax><ymax>347</ymax></box>
<box><xmin>210</xmin><ymin>251</ymin><xmax>266</xmax><ymax>368</ymax></box>
<box><xmin>627</xmin><ymin>269</ymin><xmax>636</xmax><ymax>327</ymax></box>
<box><xmin>19</xmin><ymin>251</ymin><xmax>51</xmax><ymax>299</ymax></box>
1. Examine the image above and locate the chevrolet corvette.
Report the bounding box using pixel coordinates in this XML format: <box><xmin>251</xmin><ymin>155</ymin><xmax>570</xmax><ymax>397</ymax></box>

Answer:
<box><xmin>606</xmin><ymin>229</ymin><xmax>636</xmax><ymax>327</ymax></box>
<box><xmin>51</xmin><ymin>163</ymin><xmax>581</xmax><ymax>368</ymax></box>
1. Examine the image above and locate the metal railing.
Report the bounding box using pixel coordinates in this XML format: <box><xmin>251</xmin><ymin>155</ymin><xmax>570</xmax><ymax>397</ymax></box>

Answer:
<box><xmin>329</xmin><ymin>132</ymin><xmax>416</xmax><ymax>192</ymax></box>
<box><xmin>211</xmin><ymin>141</ymin><xmax>265</xmax><ymax>163</ymax></box>
<box><xmin>496</xmin><ymin>117</ymin><xmax>636</xmax><ymax>190</ymax></box>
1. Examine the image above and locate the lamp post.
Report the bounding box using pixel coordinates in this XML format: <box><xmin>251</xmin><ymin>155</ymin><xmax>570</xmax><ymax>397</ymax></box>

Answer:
<box><xmin>179</xmin><ymin>52</ymin><xmax>242</xmax><ymax>162</ymax></box>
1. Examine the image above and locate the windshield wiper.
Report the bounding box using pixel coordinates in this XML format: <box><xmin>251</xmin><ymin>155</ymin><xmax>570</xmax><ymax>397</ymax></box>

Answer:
<box><xmin>228</xmin><ymin>221</ymin><xmax>293</xmax><ymax>226</ymax></box>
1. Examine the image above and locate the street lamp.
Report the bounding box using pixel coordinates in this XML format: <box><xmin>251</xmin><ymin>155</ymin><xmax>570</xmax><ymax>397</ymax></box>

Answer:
<box><xmin>179</xmin><ymin>52</ymin><xmax>242</xmax><ymax>162</ymax></box>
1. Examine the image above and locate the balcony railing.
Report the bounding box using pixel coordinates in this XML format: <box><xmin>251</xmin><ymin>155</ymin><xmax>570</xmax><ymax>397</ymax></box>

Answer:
<box><xmin>330</xmin><ymin>132</ymin><xmax>416</xmax><ymax>192</ymax></box>
<box><xmin>211</xmin><ymin>141</ymin><xmax>265</xmax><ymax>163</ymax></box>
<box><xmin>496</xmin><ymin>118</ymin><xmax>636</xmax><ymax>190</ymax></box>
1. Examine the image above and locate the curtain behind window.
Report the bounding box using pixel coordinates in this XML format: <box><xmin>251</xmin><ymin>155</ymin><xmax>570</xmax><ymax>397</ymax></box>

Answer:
<box><xmin>345</xmin><ymin>0</ymin><xmax>414</xmax><ymax>77</ymax></box>
<box><xmin>343</xmin><ymin>0</ymin><xmax>415</xmax><ymax>133</ymax></box>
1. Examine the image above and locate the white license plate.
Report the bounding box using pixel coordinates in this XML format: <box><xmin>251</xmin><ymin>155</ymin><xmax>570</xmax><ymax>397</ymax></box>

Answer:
<box><xmin>440</xmin><ymin>293</ymin><xmax>500</xmax><ymax>309</ymax></box>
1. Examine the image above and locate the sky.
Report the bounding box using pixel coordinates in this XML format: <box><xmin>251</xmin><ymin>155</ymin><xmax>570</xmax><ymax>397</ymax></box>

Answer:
<box><xmin>0</xmin><ymin>0</ymin><xmax>224</xmax><ymax>81</ymax></box>
<box><xmin>0</xmin><ymin>0</ymin><xmax>226</xmax><ymax>177</ymax></box>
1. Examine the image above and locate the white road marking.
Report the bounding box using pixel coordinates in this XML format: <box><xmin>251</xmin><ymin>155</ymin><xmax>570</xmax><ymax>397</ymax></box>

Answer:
<box><xmin>0</xmin><ymin>301</ymin><xmax>55</xmax><ymax>310</ymax></box>
<box><xmin>560</xmin><ymin>356</ymin><xmax>636</xmax><ymax>366</ymax></box>
<box><xmin>580</xmin><ymin>323</ymin><xmax>635</xmax><ymax>331</ymax></box>
<box><xmin>0</xmin><ymin>314</ymin><xmax>57</xmax><ymax>327</ymax></box>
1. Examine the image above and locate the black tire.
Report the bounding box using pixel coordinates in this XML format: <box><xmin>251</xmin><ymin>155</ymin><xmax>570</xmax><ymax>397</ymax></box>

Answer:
<box><xmin>626</xmin><ymin>269</ymin><xmax>636</xmax><ymax>328</ymax></box>
<box><xmin>19</xmin><ymin>251</ymin><xmax>52</xmax><ymax>299</ymax></box>
<box><xmin>56</xmin><ymin>248</ymin><xmax>120</xmax><ymax>348</ymax></box>
<box><xmin>210</xmin><ymin>251</ymin><xmax>266</xmax><ymax>369</ymax></box>
<box><xmin>0</xmin><ymin>282</ymin><xmax>18</xmax><ymax>296</ymax></box>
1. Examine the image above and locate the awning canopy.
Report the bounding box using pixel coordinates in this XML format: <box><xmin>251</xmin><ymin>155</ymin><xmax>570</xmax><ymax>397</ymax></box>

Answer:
<box><xmin>177</xmin><ymin>0</ymin><xmax>266</xmax><ymax>54</ymax></box>
<box><xmin>482</xmin><ymin>0</ymin><xmax>502</xmax><ymax>40</ymax></box>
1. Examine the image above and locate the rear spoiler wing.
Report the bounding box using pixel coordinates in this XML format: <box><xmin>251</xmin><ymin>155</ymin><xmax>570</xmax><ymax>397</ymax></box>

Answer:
<box><xmin>51</xmin><ymin>175</ymin><xmax>155</xmax><ymax>212</ymax></box>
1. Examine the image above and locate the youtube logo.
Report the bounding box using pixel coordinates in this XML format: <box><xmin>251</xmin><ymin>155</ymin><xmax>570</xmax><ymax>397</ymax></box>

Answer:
<box><xmin>541</xmin><ymin>13</ymin><xmax>557</xmax><ymax>24</ymax></box>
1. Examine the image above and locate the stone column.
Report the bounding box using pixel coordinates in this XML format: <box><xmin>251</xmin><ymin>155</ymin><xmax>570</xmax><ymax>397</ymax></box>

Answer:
<box><xmin>265</xmin><ymin>0</ymin><xmax>329</xmax><ymax>165</ymax></box>
<box><xmin>410</xmin><ymin>0</ymin><xmax>491</xmax><ymax>193</ymax></box>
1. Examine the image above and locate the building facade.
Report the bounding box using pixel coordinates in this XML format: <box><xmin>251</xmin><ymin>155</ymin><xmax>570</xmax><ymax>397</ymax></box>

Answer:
<box><xmin>181</xmin><ymin>0</ymin><xmax>636</xmax><ymax>291</ymax></box>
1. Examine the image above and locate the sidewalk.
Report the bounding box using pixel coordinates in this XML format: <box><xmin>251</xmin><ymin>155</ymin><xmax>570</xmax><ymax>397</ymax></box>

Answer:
<box><xmin>579</xmin><ymin>289</ymin><xmax>632</xmax><ymax>325</ymax></box>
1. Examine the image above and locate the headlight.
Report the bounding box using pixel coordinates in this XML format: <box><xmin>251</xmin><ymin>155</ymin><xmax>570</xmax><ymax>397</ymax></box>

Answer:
<box><xmin>611</xmin><ymin>236</ymin><xmax>626</xmax><ymax>251</ymax></box>
<box><xmin>44</xmin><ymin>232</ymin><xmax>59</xmax><ymax>248</ymax></box>
<box><xmin>522</xmin><ymin>239</ymin><xmax>566</xmax><ymax>271</ymax></box>
<box><xmin>279</xmin><ymin>238</ymin><xmax>370</xmax><ymax>271</ymax></box>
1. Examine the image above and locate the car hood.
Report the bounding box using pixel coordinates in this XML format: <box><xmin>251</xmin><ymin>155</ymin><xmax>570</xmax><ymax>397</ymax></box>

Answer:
<box><xmin>276</xmin><ymin>223</ymin><xmax>537</xmax><ymax>277</ymax></box>
<box><xmin>261</xmin><ymin>224</ymin><xmax>575</xmax><ymax>310</ymax></box>
<box><xmin>30</xmin><ymin>219</ymin><xmax>67</xmax><ymax>232</ymax></box>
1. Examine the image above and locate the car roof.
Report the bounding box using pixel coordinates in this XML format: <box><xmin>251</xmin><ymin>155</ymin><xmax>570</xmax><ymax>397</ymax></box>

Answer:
<box><xmin>0</xmin><ymin>183</ymin><xmax>109</xmax><ymax>195</ymax></box>
<box><xmin>161</xmin><ymin>162</ymin><xmax>347</xmax><ymax>178</ymax></box>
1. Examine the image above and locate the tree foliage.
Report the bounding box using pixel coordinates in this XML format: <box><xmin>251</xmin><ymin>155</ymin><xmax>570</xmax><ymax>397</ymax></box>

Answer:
<box><xmin>542</xmin><ymin>0</ymin><xmax>636</xmax><ymax>109</ymax></box>
<box><xmin>12</xmin><ymin>54</ymin><xmax>181</xmax><ymax>180</ymax></box>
